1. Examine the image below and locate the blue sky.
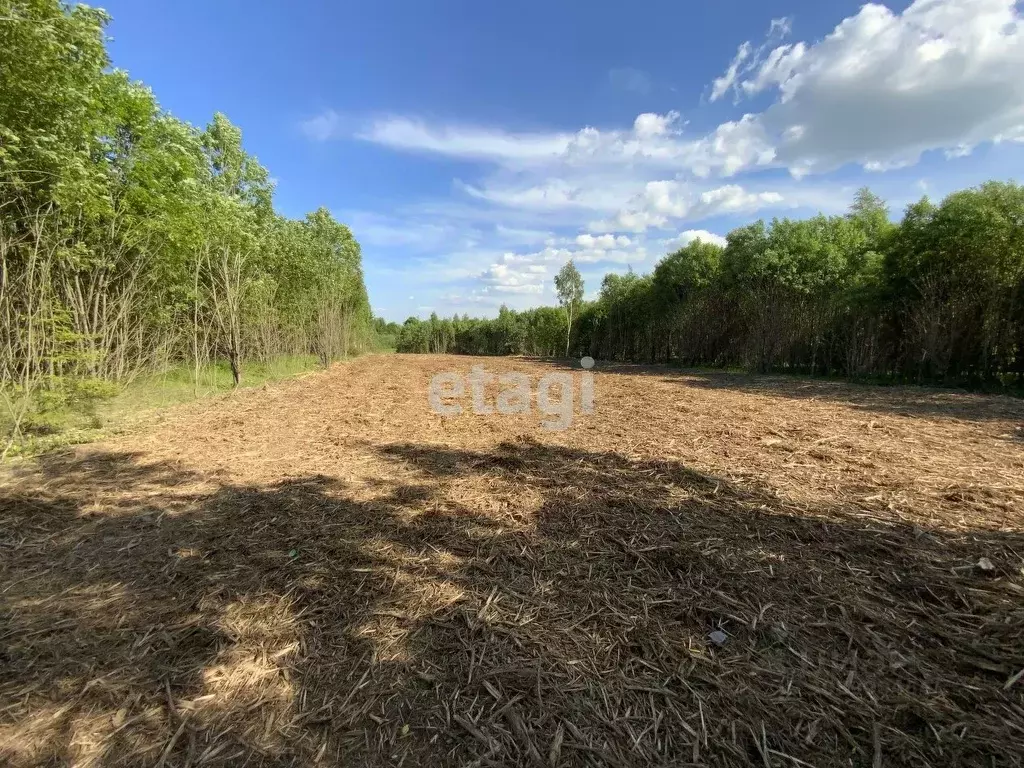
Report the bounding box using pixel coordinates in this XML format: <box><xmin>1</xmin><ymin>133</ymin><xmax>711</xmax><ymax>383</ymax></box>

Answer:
<box><xmin>100</xmin><ymin>0</ymin><xmax>1024</xmax><ymax>321</ymax></box>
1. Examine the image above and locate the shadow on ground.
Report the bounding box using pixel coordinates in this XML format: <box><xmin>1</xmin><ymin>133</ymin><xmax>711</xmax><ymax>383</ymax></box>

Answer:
<box><xmin>2</xmin><ymin>442</ymin><xmax>1023</xmax><ymax>766</ymax></box>
<box><xmin>539</xmin><ymin>356</ymin><xmax>1024</xmax><ymax>424</ymax></box>
<box><xmin>675</xmin><ymin>371</ymin><xmax>1024</xmax><ymax>424</ymax></box>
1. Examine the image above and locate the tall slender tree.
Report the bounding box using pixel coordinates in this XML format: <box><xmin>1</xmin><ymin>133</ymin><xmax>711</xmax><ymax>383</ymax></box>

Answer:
<box><xmin>554</xmin><ymin>260</ymin><xmax>584</xmax><ymax>357</ymax></box>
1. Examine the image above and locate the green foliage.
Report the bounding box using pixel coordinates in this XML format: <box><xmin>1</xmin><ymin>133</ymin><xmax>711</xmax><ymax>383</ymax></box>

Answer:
<box><xmin>0</xmin><ymin>0</ymin><xmax>375</xmax><ymax>454</ymax></box>
<box><xmin>372</xmin><ymin>317</ymin><xmax>403</xmax><ymax>351</ymax></box>
<box><xmin>15</xmin><ymin>377</ymin><xmax>118</xmax><ymax>436</ymax></box>
<box><xmin>0</xmin><ymin>0</ymin><xmax>111</xmax><ymax>209</ymax></box>
<box><xmin>554</xmin><ymin>260</ymin><xmax>584</xmax><ymax>308</ymax></box>
<box><xmin>395</xmin><ymin>306</ymin><xmax>568</xmax><ymax>357</ymax></box>
<box><xmin>653</xmin><ymin>238</ymin><xmax>722</xmax><ymax>305</ymax></box>
<box><xmin>400</xmin><ymin>184</ymin><xmax>1024</xmax><ymax>388</ymax></box>
<box><xmin>554</xmin><ymin>259</ymin><xmax>585</xmax><ymax>355</ymax></box>
<box><xmin>2</xmin><ymin>355</ymin><xmax>321</xmax><ymax>458</ymax></box>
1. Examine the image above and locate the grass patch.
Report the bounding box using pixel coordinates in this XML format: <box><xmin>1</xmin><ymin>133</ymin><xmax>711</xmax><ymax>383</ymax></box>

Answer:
<box><xmin>103</xmin><ymin>355</ymin><xmax>320</xmax><ymax>419</ymax></box>
<box><xmin>2</xmin><ymin>355</ymin><xmax>322</xmax><ymax>459</ymax></box>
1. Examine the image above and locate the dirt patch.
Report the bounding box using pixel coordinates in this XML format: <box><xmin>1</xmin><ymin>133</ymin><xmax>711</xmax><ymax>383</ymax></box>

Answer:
<box><xmin>2</xmin><ymin>354</ymin><xmax>1023</xmax><ymax>766</ymax></box>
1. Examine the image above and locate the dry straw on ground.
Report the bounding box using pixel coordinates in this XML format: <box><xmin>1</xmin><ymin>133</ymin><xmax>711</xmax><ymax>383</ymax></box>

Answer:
<box><xmin>2</xmin><ymin>354</ymin><xmax>1023</xmax><ymax>766</ymax></box>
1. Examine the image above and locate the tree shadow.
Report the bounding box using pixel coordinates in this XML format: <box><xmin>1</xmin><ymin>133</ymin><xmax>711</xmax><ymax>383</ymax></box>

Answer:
<box><xmin>534</xmin><ymin>356</ymin><xmax>1024</xmax><ymax>425</ymax></box>
<box><xmin>672</xmin><ymin>370</ymin><xmax>1024</xmax><ymax>424</ymax></box>
<box><xmin>2</xmin><ymin>442</ymin><xmax>1022</xmax><ymax>766</ymax></box>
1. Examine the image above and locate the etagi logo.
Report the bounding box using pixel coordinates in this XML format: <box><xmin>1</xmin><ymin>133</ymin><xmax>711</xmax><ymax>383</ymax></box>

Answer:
<box><xmin>429</xmin><ymin>358</ymin><xmax>596</xmax><ymax>431</ymax></box>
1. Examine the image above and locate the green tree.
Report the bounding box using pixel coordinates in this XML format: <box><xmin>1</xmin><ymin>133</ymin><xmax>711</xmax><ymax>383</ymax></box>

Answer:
<box><xmin>1</xmin><ymin>0</ymin><xmax>376</xmax><ymax>447</ymax></box>
<box><xmin>652</xmin><ymin>238</ymin><xmax>723</xmax><ymax>362</ymax></box>
<box><xmin>554</xmin><ymin>259</ymin><xmax>584</xmax><ymax>356</ymax></box>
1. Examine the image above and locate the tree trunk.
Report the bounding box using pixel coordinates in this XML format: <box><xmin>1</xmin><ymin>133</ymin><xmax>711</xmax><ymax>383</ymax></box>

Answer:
<box><xmin>564</xmin><ymin>306</ymin><xmax>572</xmax><ymax>357</ymax></box>
<box><xmin>228</xmin><ymin>348</ymin><xmax>241</xmax><ymax>386</ymax></box>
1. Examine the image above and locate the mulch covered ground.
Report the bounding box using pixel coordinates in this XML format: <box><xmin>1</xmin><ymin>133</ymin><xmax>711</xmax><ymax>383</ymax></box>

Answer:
<box><xmin>2</xmin><ymin>354</ymin><xmax>1023</xmax><ymax>767</ymax></box>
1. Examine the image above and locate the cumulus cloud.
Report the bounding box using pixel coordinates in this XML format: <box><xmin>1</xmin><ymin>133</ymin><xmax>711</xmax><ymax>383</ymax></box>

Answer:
<box><xmin>349</xmin><ymin>0</ymin><xmax>1024</xmax><ymax>181</ymax></box>
<box><xmin>573</xmin><ymin>246</ymin><xmax>647</xmax><ymax>264</ymax></box>
<box><xmin>633</xmin><ymin>112</ymin><xmax>677</xmax><ymax>139</ymax></box>
<box><xmin>472</xmin><ymin>233</ymin><xmax>655</xmax><ymax>300</ymax></box>
<box><xmin>475</xmin><ymin>246</ymin><xmax>581</xmax><ymax>296</ymax></box>
<box><xmin>575</xmin><ymin>233</ymin><xmax>632</xmax><ymax>249</ymax></box>
<box><xmin>478</xmin><ymin>262</ymin><xmax>547</xmax><ymax>294</ymax></box>
<box><xmin>664</xmin><ymin>229</ymin><xmax>729</xmax><ymax>249</ymax></box>
<box><xmin>466</xmin><ymin>226</ymin><xmax>729</xmax><ymax>306</ymax></box>
<box><xmin>316</xmin><ymin>0</ymin><xmax>1024</xmax><ymax>312</ymax></box>
<box><xmin>711</xmin><ymin>0</ymin><xmax>1024</xmax><ymax>174</ymax></box>
<box><xmin>596</xmin><ymin>182</ymin><xmax>786</xmax><ymax>233</ymax></box>
<box><xmin>698</xmin><ymin>184</ymin><xmax>784</xmax><ymax>213</ymax></box>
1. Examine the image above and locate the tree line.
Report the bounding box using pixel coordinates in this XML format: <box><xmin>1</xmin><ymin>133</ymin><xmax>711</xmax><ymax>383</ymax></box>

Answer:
<box><xmin>1</xmin><ymin>1</ymin><xmax>374</xmax><ymax>451</ymax></box>
<box><xmin>397</xmin><ymin>183</ymin><xmax>1024</xmax><ymax>387</ymax></box>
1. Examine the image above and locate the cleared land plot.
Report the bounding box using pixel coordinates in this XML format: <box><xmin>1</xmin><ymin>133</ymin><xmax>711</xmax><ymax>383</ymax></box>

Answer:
<box><xmin>2</xmin><ymin>354</ymin><xmax>1024</xmax><ymax>766</ymax></box>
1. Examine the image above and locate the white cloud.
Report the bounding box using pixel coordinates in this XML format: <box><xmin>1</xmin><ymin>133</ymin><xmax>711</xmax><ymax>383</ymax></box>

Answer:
<box><xmin>328</xmin><ymin>0</ymin><xmax>1024</xmax><ymax>316</ymax></box>
<box><xmin>712</xmin><ymin>0</ymin><xmax>1024</xmax><ymax>174</ymax></box>
<box><xmin>698</xmin><ymin>184</ymin><xmax>784</xmax><ymax>213</ymax></box>
<box><xmin>596</xmin><ymin>182</ymin><xmax>787</xmax><ymax>233</ymax></box>
<box><xmin>359</xmin><ymin>117</ymin><xmax>571</xmax><ymax>162</ymax></box>
<box><xmin>500</xmin><ymin>246</ymin><xmax>573</xmax><ymax>264</ymax></box>
<box><xmin>456</xmin><ymin>156</ymin><xmax>790</xmax><ymax>237</ymax></box>
<box><xmin>300</xmin><ymin>109</ymin><xmax>343</xmax><ymax>141</ymax></box>
<box><xmin>664</xmin><ymin>229</ymin><xmax>728</xmax><ymax>249</ymax></box>
<box><xmin>464</xmin><ymin>226</ymin><xmax>730</xmax><ymax>306</ymax></box>
<box><xmin>573</xmin><ymin>246</ymin><xmax>647</xmax><ymax>264</ymax></box>
<box><xmin>361</xmin><ymin>109</ymin><xmax>773</xmax><ymax>180</ymax></box>
<box><xmin>607</xmin><ymin>210</ymin><xmax>668</xmax><ymax>233</ymax></box>
<box><xmin>710</xmin><ymin>17</ymin><xmax>792</xmax><ymax>102</ymax></box>
<box><xmin>471</xmin><ymin>233</ymin><xmax>655</xmax><ymax>300</ymax></box>
<box><xmin>318</xmin><ymin>0</ymin><xmax>1024</xmax><ymax>183</ymax></box>
<box><xmin>470</xmin><ymin>247</ymin><xmax>573</xmax><ymax>299</ymax></box>
<box><xmin>575</xmin><ymin>233</ymin><xmax>631</xmax><ymax>249</ymax></box>
<box><xmin>458</xmin><ymin>178</ymin><xmax>594</xmax><ymax>209</ymax></box>
<box><xmin>478</xmin><ymin>260</ymin><xmax>548</xmax><ymax>295</ymax></box>
<box><xmin>711</xmin><ymin>42</ymin><xmax>752</xmax><ymax>102</ymax></box>
<box><xmin>944</xmin><ymin>143</ymin><xmax>974</xmax><ymax>159</ymax></box>
<box><xmin>633</xmin><ymin>112</ymin><xmax>677</xmax><ymax>139</ymax></box>
<box><xmin>768</xmin><ymin>16</ymin><xmax>793</xmax><ymax>39</ymax></box>
<box><xmin>494</xmin><ymin>224</ymin><xmax>553</xmax><ymax>245</ymax></box>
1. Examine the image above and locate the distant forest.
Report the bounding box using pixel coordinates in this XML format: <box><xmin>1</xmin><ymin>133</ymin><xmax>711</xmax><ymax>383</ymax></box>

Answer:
<box><xmin>1</xmin><ymin>1</ymin><xmax>373</xmax><ymax>446</ymax></box>
<box><xmin>396</xmin><ymin>183</ymin><xmax>1024</xmax><ymax>387</ymax></box>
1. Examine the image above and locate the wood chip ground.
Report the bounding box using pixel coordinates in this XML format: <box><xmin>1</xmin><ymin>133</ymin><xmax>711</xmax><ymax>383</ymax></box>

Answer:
<box><xmin>2</xmin><ymin>355</ymin><xmax>1023</xmax><ymax>766</ymax></box>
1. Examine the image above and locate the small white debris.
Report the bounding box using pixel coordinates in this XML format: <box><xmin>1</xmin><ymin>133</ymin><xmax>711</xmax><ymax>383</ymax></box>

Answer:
<box><xmin>709</xmin><ymin>630</ymin><xmax>728</xmax><ymax>646</ymax></box>
<box><xmin>976</xmin><ymin>557</ymin><xmax>996</xmax><ymax>573</ymax></box>
<box><xmin>1004</xmin><ymin>668</ymin><xmax>1024</xmax><ymax>691</ymax></box>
